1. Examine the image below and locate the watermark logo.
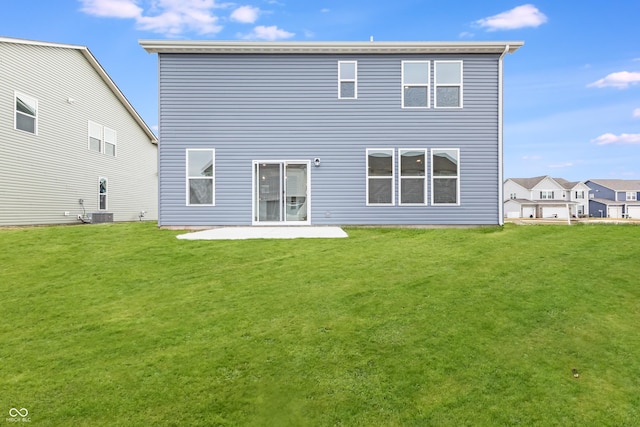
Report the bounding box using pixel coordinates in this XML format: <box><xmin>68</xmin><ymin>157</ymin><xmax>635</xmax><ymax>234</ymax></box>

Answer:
<box><xmin>6</xmin><ymin>408</ymin><xmax>30</xmax><ymax>423</ymax></box>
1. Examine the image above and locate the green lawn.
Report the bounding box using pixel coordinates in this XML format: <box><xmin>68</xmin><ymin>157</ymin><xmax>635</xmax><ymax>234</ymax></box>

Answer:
<box><xmin>1</xmin><ymin>222</ymin><xmax>639</xmax><ymax>426</ymax></box>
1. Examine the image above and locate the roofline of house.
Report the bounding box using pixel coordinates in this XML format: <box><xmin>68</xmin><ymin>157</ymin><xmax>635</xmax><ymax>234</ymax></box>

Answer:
<box><xmin>0</xmin><ymin>36</ymin><xmax>157</xmax><ymax>144</ymax></box>
<box><xmin>139</xmin><ymin>40</ymin><xmax>524</xmax><ymax>55</ymax></box>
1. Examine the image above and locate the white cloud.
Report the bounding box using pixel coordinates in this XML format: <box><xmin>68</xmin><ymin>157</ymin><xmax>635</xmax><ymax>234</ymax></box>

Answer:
<box><xmin>522</xmin><ymin>155</ymin><xmax>542</xmax><ymax>160</ymax></box>
<box><xmin>80</xmin><ymin>0</ymin><xmax>142</xmax><ymax>18</ymax></box>
<box><xmin>243</xmin><ymin>25</ymin><xmax>294</xmax><ymax>40</ymax></box>
<box><xmin>592</xmin><ymin>133</ymin><xmax>640</xmax><ymax>145</ymax></box>
<box><xmin>588</xmin><ymin>71</ymin><xmax>640</xmax><ymax>89</ymax></box>
<box><xmin>230</xmin><ymin>5</ymin><xmax>260</xmax><ymax>23</ymax></box>
<box><xmin>633</xmin><ymin>108</ymin><xmax>640</xmax><ymax>118</ymax></box>
<box><xmin>458</xmin><ymin>31</ymin><xmax>475</xmax><ymax>39</ymax></box>
<box><xmin>475</xmin><ymin>4</ymin><xmax>547</xmax><ymax>31</ymax></box>
<box><xmin>79</xmin><ymin>0</ymin><xmax>223</xmax><ymax>36</ymax></box>
<box><xmin>321</xmin><ymin>8</ymin><xmax>330</xmax><ymax>13</ymax></box>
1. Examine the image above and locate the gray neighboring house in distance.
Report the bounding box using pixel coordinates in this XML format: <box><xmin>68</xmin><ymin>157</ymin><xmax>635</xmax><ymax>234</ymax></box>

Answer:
<box><xmin>586</xmin><ymin>179</ymin><xmax>640</xmax><ymax>218</ymax></box>
<box><xmin>0</xmin><ymin>37</ymin><xmax>158</xmax><ymax>226</ymax></box>
<box><xmin>140</xmin><ymin>40</ymin><xmax>522</xmax><ymax>227</ymax></box>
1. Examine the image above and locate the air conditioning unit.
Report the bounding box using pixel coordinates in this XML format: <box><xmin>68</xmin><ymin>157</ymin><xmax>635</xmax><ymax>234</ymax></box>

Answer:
<box><xmin>91</xmin><ymin>212</ymin><xmax>114</xmax><ymax>223</ymax></box>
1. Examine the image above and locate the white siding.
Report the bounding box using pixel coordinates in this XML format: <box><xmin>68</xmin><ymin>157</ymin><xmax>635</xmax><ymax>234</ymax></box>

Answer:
<box><xmin>0</xmin><ymin>41</ymin><xmax>157</xmax><ymax>225</ymax></box>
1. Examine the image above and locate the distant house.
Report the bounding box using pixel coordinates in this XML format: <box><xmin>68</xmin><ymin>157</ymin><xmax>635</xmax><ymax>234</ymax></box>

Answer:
<box><xmin>140</xmin><ymin>40</ymin><xmax>522</xmax><ymax>227</ymax></box>
<box><xmin>585</xmin><ymin>179</ymin><xmax>640</xmax><ymax>218</ymax></box>
<box><xmin>0</xmin><ymin>37</ymin><xmax>158</xmax><ymax>226</ymax></box>
<box><xmin>504</xmin><ymin>176</ymin><xmax>590</xmax><ymax>219</ymax></box>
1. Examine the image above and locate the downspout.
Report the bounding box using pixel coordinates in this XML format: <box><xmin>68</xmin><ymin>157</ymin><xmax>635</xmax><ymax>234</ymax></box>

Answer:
<box><xmin>498</xmin><ymin>44</ymin><xmax>510</xmax><ymax>226</ymax></box>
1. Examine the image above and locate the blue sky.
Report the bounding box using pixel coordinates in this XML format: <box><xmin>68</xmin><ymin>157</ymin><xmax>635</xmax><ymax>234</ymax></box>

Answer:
<box><xmin>2</xmin><ymin>0</ymin><xmax>639</xmax><ymax>181</ymax></box>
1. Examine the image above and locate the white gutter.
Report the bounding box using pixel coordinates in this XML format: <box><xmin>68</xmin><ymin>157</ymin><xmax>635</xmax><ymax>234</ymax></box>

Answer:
<box><xmin>498</xmin><ymin>44</ymin><xmax>509</xmax><ymax>226</ymax></box>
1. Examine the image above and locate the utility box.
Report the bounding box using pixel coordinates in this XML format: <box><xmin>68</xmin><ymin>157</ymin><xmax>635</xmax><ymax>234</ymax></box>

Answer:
<box><xmin>91</xmin><ymin>212</ymin><xmax>114</xmax><ymax>223</ymax></box>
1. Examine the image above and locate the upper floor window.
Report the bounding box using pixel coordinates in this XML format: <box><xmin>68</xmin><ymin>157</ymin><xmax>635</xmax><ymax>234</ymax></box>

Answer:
<box><xmin>402</xmin><ymin>61</ymin><xmax>429</xmax><ymax>108</ymax></box>
<box><xmin>399</xmin><ymin>149</ymin><xmax>426</xmax><ymax>205</ymax></box>
<box><xmin>187</xmin><ymin>149</ymin><xmax>215</xmax><ymax>206</ymax></box>
<box><xmin>366</xmin><ymin>149</ymin><xmax>394</xmax><ymax>205</ymax></box>
<box><xmin>434</xmin><ymin>61</ymin><xmax>462</xmax><ymax>108</ymax></box>
<box><xmin>15</xmin><ymin>92</ymin><xmax>38</xmax><ymax>134</ymax></box>
<box><xmin>89</xmin><ymin>121</ymin><xmax>116</xmax><ymax>156</ymax></box>
<box><xmin>626</xmin><ymin>192</ymin><xmax>637</xmax><ymax>201</ymax></box>
<box><xmin>432</xmin><ymin>148</ymin><xmax>459</xmax><ymax>205</ymax></box>
<box><xmin>338</xmin><ymin>61</ymin><xmax>357</xmax><ymax>99</ymax></box>
<box><xmin>510</xmin><ymin>193</ymin><xmax>517</xmax><ymax>199</ymax></box>
<box><xmin>575</xmin><ymin>190</ymin><xmax>585</xmax><ymax>199</ymax></box>
<box><xmin>540</xmin><ymin>191</ymin><xmax>554</xmax><ymax>199</ymax></box>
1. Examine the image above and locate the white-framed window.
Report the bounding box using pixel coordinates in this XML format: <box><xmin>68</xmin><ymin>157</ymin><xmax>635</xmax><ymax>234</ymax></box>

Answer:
<box><xmin>338</xmin><ymin>61</ymin><xmax>357</xmax><ymax>99</ymax></box>
<box><xmin>399</xmin><ymin>149</ymin><xmax>426</xmax><ymax>205</ymax></box>
<box><xmin>104</xmin><ymin>127</ymin><xmax>117</xmax><ymax>156</ymax></box>
<box><xmin>626</xmin><ymin>192</ymin><xmax>637</xmax><ymax>201</ymax></box>
<box><xmin>431</xmin><ymin>148</ymin><xmax>459</xmax><ymax>205</ymax></box>
<box><xmin>540</xmin><ymin>191</ymin><xmax>554</xmax><ymax>199</ymax></box>
<box><xmin>15</xmin><ymin>92</ymin><xmax>38</xmax><ymax>134</ymax></box>
<box><xmin>434</xmin><ymin>61</ymin><xmax>463</xmax><ymax>108</ymax></box>
<box><xmin>186</xmin><ymin>149</ymin><xmax>215</xmax><ymax>206</ymax></box>
<box><xmin>510</xmin><ymin>193</ymin><xmax>517</xmax><ymax>199</ymax></box>
<box><xmin>99</xmin><ymin>177</ymin><xmax>108</xmax><ymax>210</ymax></box>
<box><xmin>402</xmin><ymin>61</ymin><xmax>429</xmax><ymax>108</ymax></box>
<box><xmin>366</xmin><ymin>148</ymin><xmax>394</xmax><ymax>205</ymax></box>
<box><xmin>88</xmin><ymin>121</ymin><xmax>116</xmax><ymax>156</ymax></box>
<box><xmin>575</xmin><ymin>190</ymin><xmax>585</xmax><ymax>199</ymax></box>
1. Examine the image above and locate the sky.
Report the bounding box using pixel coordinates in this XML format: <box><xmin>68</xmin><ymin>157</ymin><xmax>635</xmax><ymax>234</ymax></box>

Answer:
<box><xmin>2</xmin><ymin>0</ymin><xmax>639</xmax><ymax>181</ymax></box>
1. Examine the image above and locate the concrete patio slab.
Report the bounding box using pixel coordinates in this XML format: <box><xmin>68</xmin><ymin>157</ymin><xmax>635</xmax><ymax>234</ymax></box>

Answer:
<box><xmin>176</xmin><ymin>226</ymin><xmax>348</xmax><ymax>240</ymax></box>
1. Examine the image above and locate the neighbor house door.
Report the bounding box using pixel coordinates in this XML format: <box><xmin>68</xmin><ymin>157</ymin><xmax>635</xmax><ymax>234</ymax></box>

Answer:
<box><xmin>253</xmin><ymin>161</ymin><xmax>310</xmax><ymax>224</ymax></box>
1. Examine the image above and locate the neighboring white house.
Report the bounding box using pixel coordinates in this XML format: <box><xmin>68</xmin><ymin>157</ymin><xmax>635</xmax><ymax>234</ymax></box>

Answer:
<box><xmin>0</xmin><ymin>37</ymin><xmax>158</xmax><ymax>226</ymax></box>
<box><xmin>504</xmin><ymin>176</ymin><xmax>590</xmax><ymax>219</ymax></box>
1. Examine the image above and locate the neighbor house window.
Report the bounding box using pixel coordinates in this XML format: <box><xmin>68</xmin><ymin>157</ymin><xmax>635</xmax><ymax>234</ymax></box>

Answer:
<box><xmin>627</xmin><ymin>192</ymin><xmax>637</xmax><ymax>201</ymax></box>
<box><xmin>104</xmin><ymin>127</ymin><xmax>116</xmax><ymax>156</ymax></box>
<box><xmin>187</xmin><ymin>149</ymin><xmax>215</xmax><ymax>206</ymax></box>
<box><xmin>367</xmin><ymin>149</ymin><xmax>394</xmax><ymax>205</ymax></box>
<box><xmin>432</xmin><ymin>149</ymin><xmax>459</xmax><ymax>205</ymax></box>
<box><xmin>399</xmin><ymin>149</ymin><xmax>426</xmax><ymax>204</ymax></box>
<box><xmin>510</xmin><ymin>193</ymin><xmax>517</xmax><ymax>199</ymax></box>
<box><xmin>15</xmin><ymin>92</ymin><xmax>38</xmax><ymax>134</ymax></box>
<box><xmin>338</xmin><ymin>61</ymin><xmax>357</xmax><ymax>99</ymax></box>
<box><xmin>434</xmin><ymin>61</ymin><xmax>462</xmax><ymax>108</ymax></box>
<box><xmin>540</xmin><ymin>191</ymin><xmax>554</xmax><ymax>199</ymax></box>
<box><xmin>88</xmin><ymin>121</ymin><xmax>116</xmax><ymax>156</ymax></box>
<box><xmin>99</xmin><ymin>177</ymin><xmax>108</xmax><ymax>210</ymax></box>
<box><xmin>402</xmin><ymin>61</ymin><xmax>429</xmax><ymax>108</ymax></box>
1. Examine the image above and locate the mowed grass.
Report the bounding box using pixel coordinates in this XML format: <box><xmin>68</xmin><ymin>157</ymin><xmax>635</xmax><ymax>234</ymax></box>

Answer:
<box><xmin>1</xmin><ymin>222</ymin><xmax>639</xmax><ymax>426</ymax></box>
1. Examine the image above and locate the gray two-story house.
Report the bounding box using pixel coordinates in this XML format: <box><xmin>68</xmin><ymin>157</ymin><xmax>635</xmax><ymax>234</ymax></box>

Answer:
<box><xmin>140</xmin><ymin>40</ymin><xmax>522</xmax><ymax>227</ymax></box>
<box><xmin>586</xmin><ymin>179</ymin><xmax>640</xmax><ymax>218</ymax></box>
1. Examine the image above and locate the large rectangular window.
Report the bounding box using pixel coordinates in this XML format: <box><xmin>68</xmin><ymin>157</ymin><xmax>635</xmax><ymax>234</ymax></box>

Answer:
<box><xmin>402</xmin><ymin>61</ymin><xmax>429</xmax><ymax>108</ymax></box>
<box><xmin>99</xmin><ymin>177</ymin><xmax>108</xmax><ymax>210</ymax></box>
<box><xmin>187</xmin><ymin>149</ymin><xmax>215</xmax><ymax>206</ymax></box>
<box><xmin>104</xmin><ymin>127</ymin><xmax>117</xmax><ymax>157</ymax></box>
<box><xmin>432</xmin><ymin>149</ymin><xmax>459</xmax><ymax>205</ymax></box>
<box><xmin>399</xmin><ymin>149</ymin><xmax>426</xmax><ymax>204</ymax></box>
<box><xmin>626</xmin><ymin>192</ymin><xmax>637</xmax><ymax>201</ymax></box>
<box><xmin>15</xmin><ymin>92</ymin><xmax>38</xmax><ymax>134</ymax></box>
<box><xmin>338</xmin><ymin>61</ymin><xmax>357</xmax><ymax>99</ymax></box>
<box><xmin>434</xmin><ymin>61</ymin><xmax>462</xmax><ymax>108</ymax></box>
<box><xmin>367</xmin><ymin>149</ymin><xmax>394</xmax><ymax>205</ymax></box>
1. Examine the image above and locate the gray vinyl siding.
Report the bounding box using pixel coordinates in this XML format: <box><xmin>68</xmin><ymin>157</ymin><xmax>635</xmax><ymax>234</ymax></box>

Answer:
<box><xmin>0</xmin><ymin>41</ymin><xmax>157</xmax><ymax>226</ymax></box>
<box><xmin>158</xmin><ymin>53</ymin><xmax>501</xmax><ymax>226</ymax></box>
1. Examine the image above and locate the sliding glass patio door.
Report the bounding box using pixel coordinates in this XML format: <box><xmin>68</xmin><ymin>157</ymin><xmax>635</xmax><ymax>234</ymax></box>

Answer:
<box><xmin>253</xmin><ymin>161</ymin><xmax>309</xmax><ymax>224</ymax></box>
